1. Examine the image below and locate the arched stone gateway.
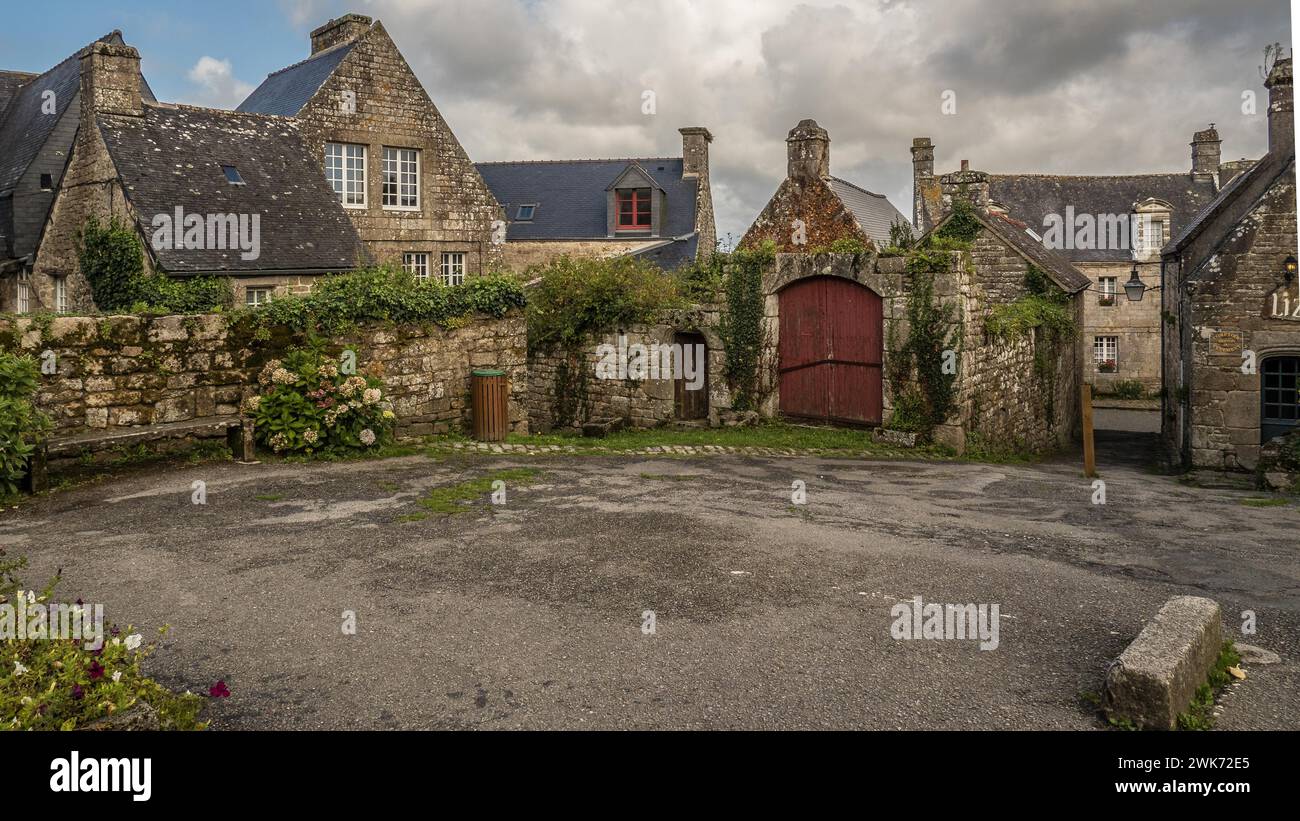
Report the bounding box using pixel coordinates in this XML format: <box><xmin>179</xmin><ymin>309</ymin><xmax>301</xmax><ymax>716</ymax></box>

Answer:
<box><xmin>777</xmin><ymin>275</ymin><xmax>883</xmax><ymax>426</ymax></box>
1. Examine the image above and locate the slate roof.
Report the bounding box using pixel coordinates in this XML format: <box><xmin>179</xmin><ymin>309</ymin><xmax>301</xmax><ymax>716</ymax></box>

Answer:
<box><xmin>236</xmin><ymin>41</ymin><xmax>357</xmax><ymax>116</ymax></box>
<box><xmin>626</xmin><ymin>233</ymin><xmax>699</xmax><ymax>270</ymax></box>
<box><xmin>97</xmin><ymin>103</ymin><xmax>366</xmax><ymax>274</ymax></box>
<box><xmin>475</xmin><ymin>158</ymin><xmax>699</xmax><ymax>241</ymax></box>
<box><xmin>986</xmin><ymin>173</ymin><xmax>1219</xmax><ymax>262</ymax></box>
<box><xmin>1166</xmin><ymin>156</ymin><xmax>1276</xmax><ymax>252</ymax></box>
<box><xmin>0</xmin><ymin>31</ymin><xmax>155</xmax><ymax>196</ymax></box>
<box><xmin>826</xmin><ymin>176</ymin><xmax>913</xmax><ymax>246</ymax></box>
<box><xmin>923</xmin><ymin>207</ymin><xmax>1091</xmax><ymax>294</ymax></box>
<box><xmin>0</xmin><ymin>71</ymin><xmax>37</xmax><ymax>118</ymax></box>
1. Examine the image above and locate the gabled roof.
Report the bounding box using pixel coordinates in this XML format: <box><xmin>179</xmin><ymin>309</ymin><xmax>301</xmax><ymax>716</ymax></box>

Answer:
<box><xmin>236</xmin><ymin>41</ymin><xmax>357</xmax><ymax>116</ymax></box>
<box><xmin>0</xmin><ymin>31</ymin><xmax>155</xmax><ymax>196</ymax></box>
<box><xmin>0</xmin><ymin>71</ymin><xmax>37</xmax><ymax>118</ymax></box>
<box><xmin>626</xmin><ymin>233</ymin><xmax>699</xmax><ymax>270</ymax></box>
<box><xmin>1165</xmin><ymin>154</ymin><xmax>1280</xmax><ymax>253</ymax></box>
<box><xmin>97</xmin><ymin>103</ymin><xmax>366</xmax><ymax>274</ymax></box>
<box><xmin>826</xmin><ymin>176</ymin><xmax>912</xmax><ymax>247</ymax></box>
<box><xmin>604</xmin><ymin>161</ymin><xmax>664</xmax><ymax>192</ymax></box>
<box><xmin>476</xmin><ymin>157</ymin><xmax>698</xmax><ymax>241</ymax></box>
<box><xmin>923</xmin><ymin>206</ymin><xmax>1091</xmax><ymax>294</ymax></box>
<box><xmin>986</xmin><ymin>172</ymin><xmax>1219</xmax><ymax>262</ymax></box>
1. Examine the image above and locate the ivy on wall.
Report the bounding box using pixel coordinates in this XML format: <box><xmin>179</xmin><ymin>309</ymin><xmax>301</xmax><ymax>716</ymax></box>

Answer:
<box><xmin>985</xmin><ymin>264</ymin><xmax>1077</xmax><ymax>425</ymax></box>
<box><xmin>717</xmin><ymin>241</ymin><xmax>775</xmax><ymax>412</ymax></box>
<box><xmin>78</xmin><ymin>217</ymin><xmax>232</xmax><ymax>315</ymax></box>
<box><xmin>887</xmin><ymin>248</ymin><xmax>961</xmax><ymax>437</ymax></box>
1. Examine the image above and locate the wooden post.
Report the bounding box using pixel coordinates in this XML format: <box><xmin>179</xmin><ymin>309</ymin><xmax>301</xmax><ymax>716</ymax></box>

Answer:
<box><xmin>1082</xmin><ymin>383</ymin><xmax>1097</xmax><ymax>478</ymax></box>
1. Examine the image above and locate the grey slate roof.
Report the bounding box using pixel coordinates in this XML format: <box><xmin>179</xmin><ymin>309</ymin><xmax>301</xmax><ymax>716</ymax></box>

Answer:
<box><xmin>236</xmin><ymin>42</ymin><xmax>356</xmax><ymax>116</ymax></box>
<box><xmin>0</xmin><ymin>71</ymin><xmax>37</xmax><ymax>118</ymax></box>
<box><xmin>97</xmin><ymin>103</ymin><xmax>366</xmax><ymax>274</ymax></box>
<box><xmin>475</xmin><ymin>158</ymin><xmax>699</xmax><ymax>242</ymax></box>
<box><xmin>923</xmin><ymin>207</ymin><xmax>1091</xmax><ymax>294</ymax></box>
<box><xmin>1166</xmin><ymin>156</ymin><xmax>1275</xmax><ymax>252</ymax></box>
<box><xmin>626</xmin><ymin>233</ymin><xmax>699</xmax><ymax>270</ymax></box>
<box><xmin>986</xmin><ymin>173</ymin><xmax>1219</xmax><ymax>262</ymax></box>
<box><xmin>0</xmin><ymin>31</ymin><xmax>155</xmax><ymax>196</ymax></box>
<box><xmin>827</xmin><ymin>176</ymin><xmax>913</xmax><ymax>246</ymax></box>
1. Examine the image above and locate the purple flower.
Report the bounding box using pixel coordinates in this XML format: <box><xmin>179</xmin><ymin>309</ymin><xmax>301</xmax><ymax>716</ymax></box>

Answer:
<box><xmin>71</xmin><ymin>684</ymin><xmax>84</xmax><ymax>700</ymax></box>
<box><xmin>89</xmin><ymin>660</ymin><xmax>105</xmax><ymax>680</ymax></box>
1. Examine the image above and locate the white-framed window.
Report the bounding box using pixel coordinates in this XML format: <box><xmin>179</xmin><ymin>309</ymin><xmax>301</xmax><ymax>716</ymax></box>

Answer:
<box><xmin>54</xmin><ymin>276</ymin><xmax>68</xmax><ymax>314</ymax></box>
<box><xmin>1094</xmin><ymin>336</ymin><xmax>1118</xmax><ymax>372</ymax></box>
<box><xmin>403</xmin><ymin>252</ymin><xmax>430</xmax><ymax>280</ymax></box>
<box><xmin>325</xmin><ymin>142</ymin><xmax>367</xmax><ymax>207</ymax></box>
<box><xmin>382</xmin><ymin>147</ymin><xmax>420</xmax><ymax>209</ymax></box>
<box><xmin>245</xmin><ymin>287</ymin><xmax>272</xmax><ymax>307</ymax></box>
<box><xmin>1136</xmin><ymin>215</ymin><xmax>1166</xmax><ymax>254</ymax></box>
<box><xmin>1098</xmin><ymin>276</ymin><xmax>1117</xmax><ymax>305</ymax></box>
<box><xmin>440</xmin><ymin>252</ymin><xmax>465</xmax><ymax>286</ymax></box>
<box><xmin>17</xmin><ymin>269</ymin><xmax>31</xmax><ymax>314</ymax></box>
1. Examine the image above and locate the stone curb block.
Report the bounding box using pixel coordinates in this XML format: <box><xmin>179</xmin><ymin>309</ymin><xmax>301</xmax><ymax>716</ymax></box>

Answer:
<box><xmin>1103</xmin><ymin>596</ymin><xmax>1223</xmax><ymax>730</ymax></box>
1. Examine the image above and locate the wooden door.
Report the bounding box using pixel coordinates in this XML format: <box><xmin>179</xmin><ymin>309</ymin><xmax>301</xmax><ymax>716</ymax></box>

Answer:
<box><xmin>778</xmin><ymin>277</ymin><xmax>882</xmax><ymax>426</ymax></box>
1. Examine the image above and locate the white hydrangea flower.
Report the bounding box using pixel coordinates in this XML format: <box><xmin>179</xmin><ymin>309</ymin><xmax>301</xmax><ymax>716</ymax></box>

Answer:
<box><xmin>359</xmin><ymin>429</ymin><xmax>376</xmax><ymax>446</ymax></box>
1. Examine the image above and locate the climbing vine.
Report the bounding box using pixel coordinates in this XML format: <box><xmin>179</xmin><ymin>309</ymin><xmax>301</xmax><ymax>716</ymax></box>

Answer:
<box><xmin>887</xmin><ymin>249</ymin><xmax>961</xmax><ymax>437</ymax></box>
<box><xmin>717</xmin><ymin>241</ymin><xmax>775</xmax><ymax>411</ymax></box>
<box><xmin>78</xmin><ymin>217</ymin><xmax>232</xmax><ymax>314</ymax></box>
<box><xmin>984</xmin><ymin>264</ymin><xmax>1076</xmax><ymax>424</ymax></box>
<box><xmin>551</xmin><ymin>353</ymin><xmax>590</xmax><ymax>428</ymax></box>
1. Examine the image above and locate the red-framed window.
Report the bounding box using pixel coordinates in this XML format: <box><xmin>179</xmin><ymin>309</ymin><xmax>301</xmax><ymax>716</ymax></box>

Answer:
<box><xmin>617</xmin><ymin>188</ymin><xmax>652</xmax><ymax>230</ymax></box>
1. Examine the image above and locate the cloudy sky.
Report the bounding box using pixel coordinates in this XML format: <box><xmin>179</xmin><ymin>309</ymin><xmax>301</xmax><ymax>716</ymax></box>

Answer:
<box><xmin>2</xmin><ymin>0</ymin><xmax>1292</xmax><ymax>243</ymax></box>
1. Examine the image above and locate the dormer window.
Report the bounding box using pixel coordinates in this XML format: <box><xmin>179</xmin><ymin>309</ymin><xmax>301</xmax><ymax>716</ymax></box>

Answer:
<box><xmin>516</xmin><ymin>204</ymin><xmax>536</xmax><ymax>222</ymax></box>
<box><xmin>222</xmin><ymin>165</ymin><xmax>245</xmax><ymax>185</ymax></box>
<box><xmin>617</xmin><ymin>189</ymin><xmax>652</xmax><ymax>231</ymax></box>
<box><xmin>1132</xmin><ymin>199</ymin><xmax>1172</xmax><ymax>259</ymax></box>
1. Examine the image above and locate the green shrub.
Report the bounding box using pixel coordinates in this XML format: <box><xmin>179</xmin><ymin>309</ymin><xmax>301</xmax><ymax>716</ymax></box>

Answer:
<box><xmin>77</xmin><ymin>217</ymin><xmax>232</xmax><ymax>315</ymax></box>
<box><xmin>250</xmin><ymin>341</ymin><xmax>394</xmax><ymax>455</ymax></box>
<box><xmin>933</xmin><ymin>196</ymin><xmax>981</xmax><ymax>244</ymax></box>
<box><xmin>0</xmin><ymin>352</ymin><xmax>50</xmax><ymax>497</ymax></box>
<box><xmin>239</xmin><ymin>266</ymin><xmax>526</xmax><ymax>338</ymax></box>
<box><xmin>0</xmin><ymin>550</ymin><xmax>206</xmax><ymax>730</ymax></box>
<box><xmin>1111</xmin><ymin>380</ymin><xmax>1146</xmax><ymax>400</ymax></box>
<box><xmin>719</xmin><ymin>241</ymin><xmax>775</xmax><ymax>411</ymax></box>
<box><xmin>526</xmin><ymin>255</ymin><xmax>681</xmax><ymax>349</ymax></box>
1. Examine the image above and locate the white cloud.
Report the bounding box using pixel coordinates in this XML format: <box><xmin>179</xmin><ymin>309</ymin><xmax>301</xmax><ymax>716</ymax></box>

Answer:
<box><xmin>186</xmin><ymin>56</ymin><xmax>255</xmax><ymax>110</ymax></box>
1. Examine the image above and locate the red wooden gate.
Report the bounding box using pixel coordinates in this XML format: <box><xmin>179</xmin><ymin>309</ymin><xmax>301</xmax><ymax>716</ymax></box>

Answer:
<box><xmin>778</xmin><ymin>276</ymin><xmax>883</xmax><ymax>426</ymax></box>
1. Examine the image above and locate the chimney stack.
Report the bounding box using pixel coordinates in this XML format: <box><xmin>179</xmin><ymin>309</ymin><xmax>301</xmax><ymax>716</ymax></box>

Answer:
<box><xmin>787</xmin><ymin>119</ymin><xmax>830</xmax><ymax>181</ymax></box>
<box><xmin>939</xmin><ymin>163</ymin><xmax>990</xmax><ymax>211</ymax></box>
<box><xmin>1190</xmin><ymin>124</ymin><xmax>1222</xmax><ymax>182</ymax></box>
<box><xmin>80</xmin><ymin>40</ymin><xmax>143</xmax><ymax>119</ymax></box>
<box><xmin>911</xmin><ymin>137</ymin><xmax>935</xmax><ymax>233</ymax></box>
<box><xmin>679</xmin><ymin>127</ymin><xmax>712</xmax><ymax>178</ymax></box>
<box><xmin>310</xmin><ymin>13</ymin><xmax>373</xmax><ymax>55</ymax></box>
<box><xmin>1265</xmin><ymin>56</ymin><xmax>1294</xmax><ymax>158</ymax></box>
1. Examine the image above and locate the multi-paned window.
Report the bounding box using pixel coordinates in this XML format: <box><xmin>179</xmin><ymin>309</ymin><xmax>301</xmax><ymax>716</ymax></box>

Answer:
<box><xmin>403</xmin><ymin>252</ymin><xmax>430</xmax><ymax>281</ymax></box>
<box><xmin>382</xmin><ymin>147</ymin><xmax>420</xmax><ymax>209</ymax></box>
<box><xmin>1094</xmin><ymin>336</ymin><xmax>1118</xmax><ymax>372</ymax></box>
<box><xmin>55</xmin><ymin>277</ymin><xmax>68</xmax><ymax>314</ymax></box>
<box><xmin>1138</xmin><ymin>217</ymin><xmax>1166</xmax><ymax>254</ymax></box>
<box><xmin>1262</xmin><ymin>356</ymin><xmax>1299</xmax><ymax>441</ymax></box>
<box><xmin>1098</xmin><ymin>276</ymin><xmax>1117</xmax><ymax>305</ymax></box>
<box><xmin>616</xmin><ymin>189</ymin><xmax>652</xmax><ymax>230</ymax></box>
<box><xmin>441</xmin><ymin>252</ymin><xmax>465</xmax><ymax>286</ymax></box>
<box><xmin>325</xmin><ymin>142</ymin><xmax>367</xmax><ymax>207</ymax></box>
<box><xmin>245</xmin><ymin>287</ymin><xmax>272</xmax><ymax>307</ymax></box>
<box><xmin>17</xmin><ymin>270</ymin><xmax>31</xmax><ymax>314</ymax></box>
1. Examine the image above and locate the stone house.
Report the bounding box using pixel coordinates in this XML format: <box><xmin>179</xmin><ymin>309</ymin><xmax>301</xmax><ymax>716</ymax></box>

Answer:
<box><xmin>740</xmin><ymin>119</ymin><xmax>913</xmax><ymax>252</ymax></box>
<box><xmin>1160</xmin><ymin>57</ymin><xmax>1298</xmax><ymax>471</ymax></box>
<box><xmin>0</xmin><ymin>31</ymin><xmax>157</xmax><ymax>314</ymax></box>
<box><xmin>912</xmin><ymin>125</ymin><xmax>1243</xmax><ymax>395</ymax></box>
<box><xmin>237</xmin><ymin>14</ymin><xmax>504</xmax><ymax>293</ymax></box>
<box><xmin>476</xmin><ymin>127</ymin><xmax>717</xmax><ymax>271</ymax></box>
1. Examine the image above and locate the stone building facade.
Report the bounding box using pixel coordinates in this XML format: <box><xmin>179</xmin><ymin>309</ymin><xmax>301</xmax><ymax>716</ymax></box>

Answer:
<box><xmin>1161</xmin><ymin>57</ymin><xmax>1299</xmax><ymax>471</ymax></box>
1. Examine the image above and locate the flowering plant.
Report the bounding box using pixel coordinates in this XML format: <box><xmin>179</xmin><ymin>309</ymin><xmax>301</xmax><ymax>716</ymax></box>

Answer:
<box><xmin>250</xmin><ymin>344</ymin><xmax>392</xmax><ymax>455</ymax></box>
<box><xmin>1098</xmin><ymin>359</ymin><xmax>1117</xmax><ymax>373</ymax></box>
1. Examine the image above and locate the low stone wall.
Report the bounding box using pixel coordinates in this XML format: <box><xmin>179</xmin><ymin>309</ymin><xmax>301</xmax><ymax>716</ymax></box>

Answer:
<box><xmin>0</xmin><ymin>311</ymin><xmax>527</xmax><ymax>441</ymax></box>
<box><xmin>527</xmin><ymin>306</ymin><xmax>728</xmax><ymax>433</ymax></box>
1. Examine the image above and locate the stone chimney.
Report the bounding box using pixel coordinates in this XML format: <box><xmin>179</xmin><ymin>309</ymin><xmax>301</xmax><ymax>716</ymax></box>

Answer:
<box><xmin>939</xmin><ymin>160</ymin><xmax>990</xmax><ymax>212</ymax></box>
<box><xmin>787</xmin><ymin>119</ymin><xmax>830</xmax><ymax>181</ymax></box>
<box><xmin>679</xmin><ymin>127</ymin><xmax>712</xmax><ymax>178</ymax></box>
<box><xmin>80</xmin><ymin>40</ymin><xmax>143</xmax><ymax>119</ymax></box>
<box><xmin>1190</xmin><ymin>124</ymin><xmax>1222</xmax><ymax>182</ymax></box>
<box><xmin>311</xmin><ymin>13</ymin><xmax>373</xmax><ymax>55</ymax></box>
<box><xmin>911</xmin><ymin>137</ymin><xmax>935</xmax><ymax>231</ymax></box>
<box><xmin>1265</xmin><ymin>56</ymin><xmax>1293</xmax><ymax>158</ymax></box>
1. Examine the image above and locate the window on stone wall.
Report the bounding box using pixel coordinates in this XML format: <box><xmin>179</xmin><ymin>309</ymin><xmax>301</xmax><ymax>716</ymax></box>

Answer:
<box><xmin>1094</xmin><ymin>336</ymin><xmax>1118</xmax><ymax>372</ymax></box>
<box><xmin>55</xmin><ymin>277</ymin><xmax>67</xmax><ymax>314</ymax></box>
<box><xmin>1098</xmin><ymin>277</ymin><xmax>1117</xmax><ymax>306</ymax></box>
<box><xmin>245</xmin><ymin>287</ymin><xmax>272</xmax><ymax>307</ymax></box>
<box><xmin>441</xmin><ymin>252</ymin><xmax>465</xmax><ymax>286</ymax></box>
<box><xmin>17</xmin><ymin>270</ymin><xmax>31</xmax><ymax>314</ymax></box>
<box><xmin>382</xmin><ymin>147</ymin><xmax>420</xmax><ymax>209</ymax></box>
<box><xmin>403</xmin><ymin>252</ymin><xmax>430</xmax><ymax>281</ymax></box>
<box><xmin>616</xmin><ymin>189</ymin><xmax>652</xmax><ymax>230</ymax></box>
<box><xmin>325</xmin><ymin>142</ymin><xmax>367</xmax><ymax>207</ymax></box>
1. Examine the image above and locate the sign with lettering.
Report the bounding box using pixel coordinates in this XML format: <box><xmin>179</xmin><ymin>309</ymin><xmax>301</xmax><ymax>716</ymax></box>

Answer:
<box><xmin>1265</xmin><ymin>282</ymin><xmax>1300</xmax><ymax>320</ymax></box>
<box><xmin>1211</xmin><ymin>330</ymin><xmax>1243</xmax><ymax>355</ymax></box>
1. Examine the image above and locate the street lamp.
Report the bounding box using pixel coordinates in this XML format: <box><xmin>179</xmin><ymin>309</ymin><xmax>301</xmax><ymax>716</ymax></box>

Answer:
<box><xmin>1285</xmin><ymin>255</ymin><xmax>1297</xmax><ymax>284</ymax></box>
<box><xmin>1124</xmin><ymin>261</ymin><xmax>1148</xmax><ymax>302</ymax></box>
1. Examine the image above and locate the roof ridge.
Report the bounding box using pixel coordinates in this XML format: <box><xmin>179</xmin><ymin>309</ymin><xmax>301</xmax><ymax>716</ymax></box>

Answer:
<box><xmin>829</xmin><ymin>175</ymin><xmax>888</xmax><ymax>198</ymax></box>
<box><xmin>987</xmin><ymin>171</ymin><xmax>1206</xmax><ymax>181</ymax></box>
<box><xmin>259</xmin><ymin>40</ymin><xmax>356</xmax><ymax>80</ymax></box>
<box><xmin>21</xmin><ymin>30</ymin><xmax>122</xmax><ymax>82</ymax></box>
<box><xmin>477</xmin><ymin>156</ymin><xmax>681</xmax><ymax>166</ymax></box>
<box><xmin>138</xmin><ymin>100</ymin><xmax>297</xmax><ymax>122</ymax></box>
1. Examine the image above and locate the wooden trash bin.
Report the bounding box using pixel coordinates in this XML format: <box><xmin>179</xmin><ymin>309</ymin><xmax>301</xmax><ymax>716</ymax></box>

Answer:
<box><xmin>471</xmin><ymin>369</ymin><xmax>509</xmax><ymax>442</ymax></box>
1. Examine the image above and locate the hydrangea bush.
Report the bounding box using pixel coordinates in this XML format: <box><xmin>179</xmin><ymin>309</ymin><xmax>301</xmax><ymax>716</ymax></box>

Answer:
<box><xmin>249</xmin><ymin>344</ymin><xmax>394</xmax><ymax>456</ymax></box>
<box><xmin>0</xmin><ymin>351</ymin><xmax>50</xmax><ymax>497</ymax></box>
